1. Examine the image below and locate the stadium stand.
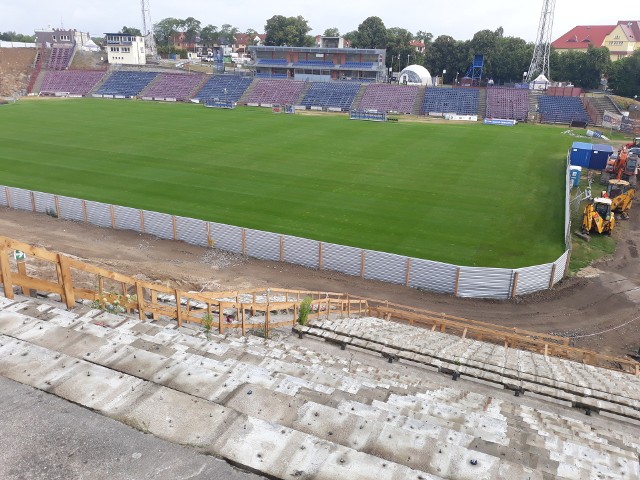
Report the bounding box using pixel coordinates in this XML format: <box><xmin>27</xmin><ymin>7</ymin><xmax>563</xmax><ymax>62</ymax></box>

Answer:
<box><xmin>358</xmin><ymin>84</ymin><xmax>419</xmax><ymax>114</ymax></box>
<box><xmin>255</xmin><ymin>72</ymin><xmax>288</xmax><ymax>79</ymax></box>
<box><xmin>538</xmin><ymin>96</ymin><xmax>590</xmax><ymax>124</ymax></box>
<box><xmin>192</xmin><ymin>75</ymin><xmax>253</xmax><ymax>103</ymax></box>
<box><xmin>422</xmin><ymin>87</ymin><xmax>479</xmax><ymax>116</ymax></box>
<box><xmin>1</xmin><ymin>291</ymin><xmax>639</xmax><ymax>480</ymax></box>
<box><xmin>142</xmin><ymin>73</ymin><xmax>205</xmax><ymax>101</ymax></box>
<box><xmin>47</xmin><ymin>44</ymin><xmax>74</xmax><ymax>70</ymax></box>
<box><xmin>300</xmin><ymin>82</ymin><xmax>361</xmax><ymax>110</ymax></box>
<box><xmin>244</xmin><ymin>78</ymin><xmax>306</xmax><ymax>105</ymax></box>
<box><xmin>39</xmin><ymin>70</ymin><xmax>106</xmax><ymax>96</ymax></box>
<box><xmin>341</xmin><ymin>62</ymin><xmax>374</xmax><ymax>69</ymax></box>
<box><xmin>294</xmin><ymin>60</ymin><xmax>335</xmax><ymax>67</ymax></box>
<box><xmin>256</xmin><ymin>59</ymin><xmax>288</xmax><ymax>65</ymax></box>
<box><xmin>95</xmin><ymin>71</ymin><xmax>159</xmax><ymax>98</ymax></box>
<box><xmin>486</xmin><ymin>87</ymin><xmax>530</xmax><ymax>121</ymax></box>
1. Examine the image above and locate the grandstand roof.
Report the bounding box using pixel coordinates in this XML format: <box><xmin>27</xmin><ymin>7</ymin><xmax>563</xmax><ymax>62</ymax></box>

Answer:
<box><xmin>552</xmin><ymin>25</ymin><xmax>615</xmax><ymax>50</ymax></box>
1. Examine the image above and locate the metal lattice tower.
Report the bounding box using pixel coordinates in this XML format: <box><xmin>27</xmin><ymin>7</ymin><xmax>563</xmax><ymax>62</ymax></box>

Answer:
<box><xmin>525</xmin><ymin>0</ymin><xmax>556</xmax><ymax>83</ymax></box>
<box><xmin>141</xmin><ymin>0</ymin><xmax>157</xmax><ymax>58</ymax></box>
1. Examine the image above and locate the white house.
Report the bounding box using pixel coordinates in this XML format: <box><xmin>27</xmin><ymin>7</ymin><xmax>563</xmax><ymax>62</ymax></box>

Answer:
<box><xmin>104</xmin><ymin>33</ymin><xmax>146</xmax><ymax>65</ymax></box>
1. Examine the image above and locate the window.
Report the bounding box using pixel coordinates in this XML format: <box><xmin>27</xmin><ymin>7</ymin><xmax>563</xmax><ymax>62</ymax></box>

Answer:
<box><xmin>122</xmin><ymin>47</ymin><xmax>130</xmax><ymax>53</ymax></box>
<box><xmin>110</xmin><ymin>47</ymin><xmax>120</xmax><ymax>52</ymax></box>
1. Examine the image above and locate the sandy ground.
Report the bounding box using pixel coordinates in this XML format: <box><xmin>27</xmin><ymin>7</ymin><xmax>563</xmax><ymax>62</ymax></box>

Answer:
<box><xmin>1</xmin><ymin>204</ymin><xmax>639</xmax><ymax>359</ymax></box>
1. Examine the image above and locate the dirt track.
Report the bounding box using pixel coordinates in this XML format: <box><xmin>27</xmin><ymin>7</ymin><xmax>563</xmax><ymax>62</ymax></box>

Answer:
<box><xmin>1</xmin><ymin>204</ymin><xmax>639</xmax><ymax>358</ymax></box>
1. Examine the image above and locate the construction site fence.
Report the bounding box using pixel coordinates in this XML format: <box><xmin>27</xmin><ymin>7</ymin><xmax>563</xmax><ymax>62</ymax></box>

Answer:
<box><xmin>0</xmin><ymin>185</ymin><xmax>570</xmax><ymax>299</ymax></box>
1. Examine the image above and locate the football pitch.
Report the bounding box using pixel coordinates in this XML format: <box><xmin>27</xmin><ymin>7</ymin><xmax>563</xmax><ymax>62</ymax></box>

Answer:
<box><xmin>0</xmin><ymin>99</ymin><xmax>570</xmax><ymax>268</ymax></box>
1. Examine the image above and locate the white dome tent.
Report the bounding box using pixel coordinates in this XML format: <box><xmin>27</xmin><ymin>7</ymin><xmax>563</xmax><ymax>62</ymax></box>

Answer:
<box><xmin>398</xmin><ymin>65</ymin><xmax>432</xmax><ymax>86</ymax></box>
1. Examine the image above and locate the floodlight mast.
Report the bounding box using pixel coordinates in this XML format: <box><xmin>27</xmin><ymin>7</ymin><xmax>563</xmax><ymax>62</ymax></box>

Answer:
<box><xmin>141</xmin><ymin>0</ymin><xmax>157</xmax><ymax>58</ymax></box>
<box><xmin>525</xmin><ymin>0</ymin><xmax>556</xmax><ymax>83</ymax></box>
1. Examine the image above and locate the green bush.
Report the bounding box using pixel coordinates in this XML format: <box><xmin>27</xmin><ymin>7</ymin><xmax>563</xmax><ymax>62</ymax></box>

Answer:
<box><xmin>297</xmin><ymin>296</ymin><xmax>312</xmax><ymax>325</ymax></box>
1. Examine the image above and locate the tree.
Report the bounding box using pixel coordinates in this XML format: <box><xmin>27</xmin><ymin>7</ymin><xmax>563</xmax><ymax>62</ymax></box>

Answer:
<box><xmin>386</xmin><ymin>27</ymin><xmax>416</xmax><ymax>69</ymax></box>
<box><xmin>415</xmin><ymin>31</ymin><xmax>433</xmax><ymax>45</ymax></box>
<box><xmin>0</xmin><ymin>31</ymin><xmax>35</xmax><ymax>42</ymax></box>
<box><xmin>351</xmin><ymin>16</ymin><xmax>387</xmax><ymax>49</ymax></box>
<box><xmin>181</xmin><ymin>17</ymin><xmax>202</xmax><ymax>44</ymax></box>
<box><xmin>467</xmin><ymin>27</ymin><xmax>503</xmax><ymax>80</ymax></box>
<box><xmin>219</xmin><ymin>24</ymin><xmax>239</xmax><ymax>45</ymax></box>
<box><xmin>200</xmin><ymin>25</ymin><xmax>218</xmax><ymax>43</ymax></box>
<box><xmin>424</xmin><ymin>35</ymin><xmax>468</xmax><ymax>83</ymax></box>
<box><xmin>552</xmin><ymin>45</ymin><xmax>611</xmax><ymax>89</ymax></box>
<box><xmin>609</xmin><ymin>50</ymin><xmax>640</xmax><ymax>98</ymax></box>
<box><xmin>323</xmin><ymin>27</ymin><xmax>340</xmax><ymax>37</ymax></box>
<box><xmin>264</xmin><ymin>15</ymin><xmax>313</xmax><ymax>47</ymax></box>
<box><xmin>153</xmin><ymin>17</ymin><xmax>180</xmax><ymax>47</ymax></box>
<box><xmin>120</xmin><ymin>26</ymin><xmax>142</xmax><ymax>37</ymax></box>
<box><xmin>492</xmin><ymin>37</ymin><xmax>533</xmax><ymax>83</ymax></box>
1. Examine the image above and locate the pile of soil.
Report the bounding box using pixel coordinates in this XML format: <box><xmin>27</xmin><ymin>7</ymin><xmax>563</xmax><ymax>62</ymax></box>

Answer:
<box><xmin>0</xmin><ymin>48</ymin><xmax>35</xmax><ymax>97</ymax></box>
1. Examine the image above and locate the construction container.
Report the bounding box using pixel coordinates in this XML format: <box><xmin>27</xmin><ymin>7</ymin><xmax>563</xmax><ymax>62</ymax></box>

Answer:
<box><xmin>569</xmin><ymin>142</ymin><xmax>592</xmax><ymax>168</ymax></box>
<box><xmin>589</xmin><ymin>144</ymin><xmax>614</xmax><ymax>170</ymax></box>
<box><xmin>569</xmin><ymin>166</ymin><xmax>582</xmax><ymax>188</ymax></box>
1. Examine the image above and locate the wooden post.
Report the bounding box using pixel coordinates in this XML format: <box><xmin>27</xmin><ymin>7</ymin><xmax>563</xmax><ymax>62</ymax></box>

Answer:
<box><xmin>82</xmin><ymin>200</ymin><xmax>88</xmax><ymax>223</ymax></box>
<box><xmin>462</xmin><ymin>327</ymin><xmax>467</xmax><ymax>339</ymax></box>
<box><xmin>549</xmin><ymin>264</ymin><xmax>557</xmax><ymax>289</ymax></box>
<box><xmin>405</xmin><ymin>258</ymin><xmax>411</xmax><ymax>287</ymax></box>
<box><xmin>544</xmin><ymin>343</ymin><xmax>549</xmax><ymax>357</ymax></box>
<box><xmin>16</xmin><ymin>260</ymin><xmax>28</xmax><ymax>295</ymax></box>
<box><xmin>54</xmin><ymin>196</ymin><xmax>60</xmax><ymax>217</ymax></box>
<box><xmin>98</xmin><ymin>277</ymin><xmax>104</xmax><ymax>306</ymax></box>
<box><xmin>30</xmin><ymin>191</ymin><xmax>36</xmax><ymax>212</ymax></box>
<box><xmin>293</xmin><ymin>303</ymin><xmax>297</xmax><ymax>327</ymax></box>
<box><xmin>172</xmin><ymin>216</ymin><xmax>177</xmax><ymax>240</ymax></box>
<box><xmin>0</xmin><ymin>246</ymin><xmax>14</xmax><ymax>299</ymax></box>
<box><xmin>241</xmin><ymin>229</ymin><xmax>246</xmax><ymax>256</ymax></box>
<box><xmin>360</xmin><ymin>250</ymin><xmax>365</xmax><ymax>278</ymax></box>
<box><xmin>206</xmin><ymin>222</ymin><xmax>212</xmax><ymax>246</ymax></box>
<box><xmin>110</xmin><ymin>205</ymin><xmax>116</xmax><ymax>228</ymax></box>
<box><xmin>318</xmin><ymin>243</ymin><xmax>323</xmax><ymax>270</ymax></box>
<box><xmin>279</xmin><ymin>236</ymin><xmax>284</xmax><ymax>262</ymax></box>
<box><xmin>57</xmin><ymin>254</ymin><xmax>75</xmax><ymax>309</ymax></box>
<box><xmin>265</xmin><ymin>301</ymin><xmax>270</xmax><ymax>338</ymax></box>
<box><xmin>186</xmin><ymin>297</ymin><xmax>191</xmax><ymax>324</ymax></box>
<box><xmin>510</xmin><ymin>271</ymin><xmax>519</xmax><ymax>299</ymax></box>
<box><xmin>175</xmin><ymin>289</ymin><xmax>182</xmax><ymax>328</ymax></box>
<box><xmin>326</xmin><ymin>298</ymin><xmax>331</xmax><ymax>320</ymax></box>
<box><xmin>454</xmin><ymin>268</ymin><xmax>461</xmax><ymax>296</ymax></box>
<box><xmin>346</xmin><ymin>294</ymin><xmax>350</xmax><ymax>318</ymax></box>
<box><xmin>4</xmin><ymin>187</ymin><xmax>11</xmax><ymax>209</ymax></box>
<box><xmin>151</xmin><ymin>290</ymin><xmax>158</xmax><ymax>320</ymax></box>
<box><xmin>135</xmin><ymin>281</ymin><xmax>145</xmax><ymax>320</ymax></box>
<box><xmin>55</xmin><ymin>261</ymin><xmax>66</xmax><ymax>305</ymax></box>
<box><xmin>218</xmin><ymin>302</ymin><xmax>224</xmax><ymax>333</ymax></box>
<box><xmin>139</xmin><ymin>210</ymin><xmax>145</xmax><ymax>233</ymax></box>
<box><xmin>241</xmin><ymin>303</ymin><xmax>246</xmax><ymax>336</ymax></box>
<box><xmin>563</xmin><ymin>249</ymin><xmax>572</xmax><ymax>278</ymax></box>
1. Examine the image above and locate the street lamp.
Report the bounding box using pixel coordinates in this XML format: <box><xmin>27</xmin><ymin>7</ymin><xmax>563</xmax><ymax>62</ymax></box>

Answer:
<box><xmin>522</xmin><ymin>71</ymin><xmax>528</xmax><ymax>84</ymax></box>
<box><xmin>407</xmin><ymin>54</ymin><xmax>411</xmax><ymax>67</ymax></box>
<box><xmin>442</xmin><ymin>69</ymin><xmax>446</xmax><ymax>86</ymax></box>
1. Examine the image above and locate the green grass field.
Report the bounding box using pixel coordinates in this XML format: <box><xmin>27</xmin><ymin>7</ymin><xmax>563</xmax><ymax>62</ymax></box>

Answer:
<box><xmin>0</xmin><ymin>99</ymin><xmax>571</xmax><ymax>268</ymax></box>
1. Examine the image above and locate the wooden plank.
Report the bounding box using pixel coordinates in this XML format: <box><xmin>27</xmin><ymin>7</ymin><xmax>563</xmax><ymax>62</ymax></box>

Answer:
<box><xmin>54</xmin><ymin>196</ymin><xmax>60</xmax><ymax>217</ymax></box>
<box><xmin>279</xmin><ymin>236</ymin><xmax>284</xmax><ymax>262</ymax></box>
<box><xmin>206</xmin><ymin>222</ymin><xmax>212</xmax><ymax>247</ymax></box>
<box><xmin>57</xmin><ymin>254</ymin><xmax>75</xmax><ymax>308</ymax></box>
<box><xmin>110</xmin><ymin>205</ymin><xmax>116</xmax><ymax>228</ymax></box>
<box><xmin>0</xmin><ymin>236</ymin><xmax>59</xmax><ymax>262</ymax></box>
<box><xmin>510</xmin><ymin>271</ymin><xmax>519</xmax><ymax>298</ymax></box>
<box><xmin>549</xmin><ymin>264</ymin><xmax>556</xmax><ymax>289</ymax></box>
<box><xmin>30</xmin><ymin>191</ymin><xmax>36</xmax><ymax>212</ymax></box>
<box><xmin>172</xmin><ymin>216</ymin><xmax>177</xmax><ymax>240</ymax></box>
<box><xmin>82</xmin><ymin>200</ymin><xmax>87</xmax><ymax>223</ymax></box>
<box><xmin>16</xmin><ymin>261</ymin><xmax>28</xmax><ymax>295</ymax></box>
<box><xmin>5</xmin><ymin>187</ymin><xmax>11</xmax><ymax>209</ymax></box>
<box><xmin>0</xmin><ymin>247</ymin><xmax>14</xmax><ymax>299</ymax></box>
<box><xmin>135</xmin><ymin>282</ymin><xmax>145</xmax><ymax>321</ymax></box>
<box><xmin>454</xmin><ymin>267</ymin><xmax>461</xmax><ymax>296</ymax></box>
<box><xmin>241</xmin><ymin>303</ymin><xmax>246</xmax><ymax>336</ymax></box>
<box><xmin>150</xmin><ymin>290</ymin><xmax>159</xmax><ymax>320</ymax></box>
<box><xmin>73</xmin><ymin>288</ymin><xmax>99</xmax><ymax>301</ymax></box>
<box><xmin>65</xmin><ymin>257</ymin><xmax>135</xmax><ymax>284</ymax></box>
<box><xmin>12</xmin><ymin>273</ymin><xmax>64</xmax><ymax>295</ymax></box>
<box><xmin>140</xmin><ymin>210</ymin><xmax>145</xmax><ymax>233</ymax></box>
<box><xmin>405</xmin><ymin>258</ymin><xmax>411</xmax><ymax>287</ymax></box>
<box><xmin>241</xmin><ymin>229</ymin><xmax>246</xmax><ymax>256</ymax></box>
<box><xmin>55</xmin><ymin>261</ymin><xmax>66</xmax><ymax>304</ymax></box>
<box><xmin>175</xmin><ymin>290</ymin><xmax>182</xmax><ymax>327</ymax></box>
<box><xmin>318</xmin><ymin>242</ymin><xmax>323</xmax><ymax>270</ymax></box>
<box><xmin>360</xmin><ymin>250</ymin><xmax>365</xmax><ymax>278</ymax></box>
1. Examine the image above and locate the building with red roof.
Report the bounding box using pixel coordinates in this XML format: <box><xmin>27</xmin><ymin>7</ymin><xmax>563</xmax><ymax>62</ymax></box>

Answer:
<box><xmin>552</xmin><ymin>21</ymin><xmax>639</xmax><ymax>61</ymax></box>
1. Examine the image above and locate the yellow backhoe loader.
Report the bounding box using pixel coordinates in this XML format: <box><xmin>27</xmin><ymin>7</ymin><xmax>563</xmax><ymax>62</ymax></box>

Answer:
<box><xmin>606</xmin><ymin>179</ymin><xmax>635</xmax><ymax>219</ymax></box>
<box><xmin>582</xmin><ymin>197</ymin><xmax>615</xmax><ymax>236</ymax></box>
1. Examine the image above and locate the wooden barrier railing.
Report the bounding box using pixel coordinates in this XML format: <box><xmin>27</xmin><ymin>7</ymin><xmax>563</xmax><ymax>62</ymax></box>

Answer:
<box><xmin>0</xmin><ymin>235</ymin><xmax>637</xmax><ymax>375</ymax></box>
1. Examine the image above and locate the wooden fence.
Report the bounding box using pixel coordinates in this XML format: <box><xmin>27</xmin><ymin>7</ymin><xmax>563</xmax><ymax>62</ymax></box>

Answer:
<box><xmin>0</xmin><ymin>235</ymin><xmax>636</xmax><ymax>375</ymax></box>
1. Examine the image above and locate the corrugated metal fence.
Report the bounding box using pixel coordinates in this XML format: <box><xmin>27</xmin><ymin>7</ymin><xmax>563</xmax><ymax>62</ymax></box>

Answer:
<box><xmin>0</xmin><ymin>183</ymin><xmax>571</xmax><ymax>299</ymax></box>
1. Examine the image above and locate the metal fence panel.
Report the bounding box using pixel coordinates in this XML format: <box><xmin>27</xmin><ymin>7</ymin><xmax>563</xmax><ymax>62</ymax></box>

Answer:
<box><xmin>408</xmin><ymin>259</ymin><xmax>457</xmax><ymax>294</ymax></box>
<box><xmin>364</xmin><ymin>250</ymin><xmax>406</xmax><ymax>285</ymax></box>
<box><xmin>7</xmin><ymin>187</ymin><xmax>31</xmax><ymax>211</ymax></box>
<box><xmin>322</xmin><ymin>242</ymin><xmax>361</xmax><ymax>277</ymax></box>
<box><xmin>33</xmin><ymin>191</ymin><xmax>57</xmax><ymax>215</ymax></box>
<box><xmin>143</xmin><ymin>210</ymin><xmax>173</xmax><ymax>240</ymax></box>
<box><xmin>57</xmin><ymin>195</ymin><xmax>84</xmax><ymax>222</ymax></box>
<box><xmin>210</xmin><ymin>222</ymin><xmax>242</xmax><ymax>254</ymax></box>
<box><xmin>283</xmin><ymin>235</ymin><xmax>318</xmax><ymax>268</ymax></box>
<box><xmin>553</xmin><ymin>251</ymin><xmax>569</xmax><ymax>285</ymax></box>
<box><xmin>457</xmin><ymin>266</ymin><xmax>513</xmax><ymax>299</ymax></box>
<box><xmin>516</xmin><ymin>263</ymin><xmax>553</xmax><ymax>296</ymax></box>
<box><xmin>246</xmin><ymin>229</ymin><xmax>280</xmax><ymax>261</ymax></box>
<box><xmin>176</xmin><ymin>216</ymin><xmax>208</xmax><ymax>247</ymax></box>
<box><xmin>0</xmin><ymin>186</ymin><xmax>7</xmax><ymax>207</ymax></box>
<box><xmin>85</xmin><ymin>200</ymin><xmax>112</xmax><ymax>229</ymax></box>
<box><xmin>113</xmin><ymin>205</ymin><xmax>141</xmax><ymax>232</ymax></box>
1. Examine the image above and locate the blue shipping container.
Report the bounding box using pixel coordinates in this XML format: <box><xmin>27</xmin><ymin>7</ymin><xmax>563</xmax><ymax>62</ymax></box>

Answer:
<box><xmin>589</xmin><ymin>144</ymin><xmax>614</xmax><ymax>171</ymax></box>
<box><xmin>569</xmin><ymin>142</ymin><xmax>592</xmax><ymax>168</ymax></box>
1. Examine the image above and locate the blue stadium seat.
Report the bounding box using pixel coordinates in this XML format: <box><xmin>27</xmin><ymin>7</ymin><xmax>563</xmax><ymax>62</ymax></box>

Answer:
<box><xmin>96</xmin><ymin>71</ymin><xmax>159</xmax><ymax>97</ymax></box>
<box><xmin>421</xmin><ymin>88</ymin><xmax>478</xmax><ymax>116</ymax></box>
<box><xmin>537</xmin><ymin>96</ymin><xmax>590</xmax><ymax>124</ymax></box>
<box><xmin>300</xmin><ymin>82</ymin><xmax>361</xmax><ymax>110</ymax></box>
<box><xmin>193</xmin><ymin>75</ymin><xmax>253</xmax><ymax>102</ymax></box>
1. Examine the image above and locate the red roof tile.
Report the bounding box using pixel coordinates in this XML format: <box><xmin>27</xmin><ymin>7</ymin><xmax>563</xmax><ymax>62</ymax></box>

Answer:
<box><xmin>552</xmin><ymin>25</ymin><xmax>614</xmax><ymax>49</ymax></box>
<box><xmin>617</xmin><ymin>21</ymin><xmax>640</xmax><ymax>41</ymax></box>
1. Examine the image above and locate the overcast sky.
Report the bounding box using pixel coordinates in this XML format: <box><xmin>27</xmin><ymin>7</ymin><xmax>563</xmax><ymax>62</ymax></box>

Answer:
<box><xmin>0</xmin><ymin>0</ymin><xmax>633</xmax><ymax>42</ymax></box>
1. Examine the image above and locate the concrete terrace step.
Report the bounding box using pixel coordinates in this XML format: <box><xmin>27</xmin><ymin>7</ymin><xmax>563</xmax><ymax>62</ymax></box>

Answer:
<box><xmin>298</xmin><ymin>318</ymin><xmax>640</xmax><ymax>419</ymax></box>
